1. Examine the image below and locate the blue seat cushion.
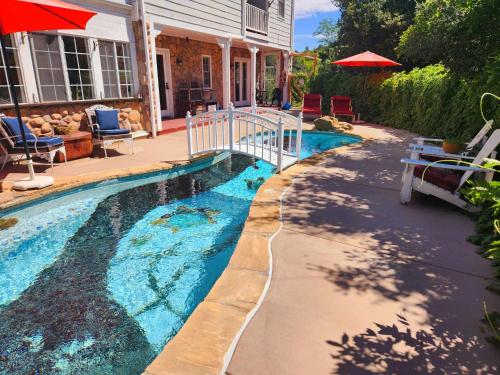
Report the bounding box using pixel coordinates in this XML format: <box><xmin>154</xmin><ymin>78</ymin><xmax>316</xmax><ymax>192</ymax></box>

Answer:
<box><xmin>95</xmin><ymin>109</ymin><xmax>120</xmax><ymax>130</ymax></box>
<box><xmin>14</xmin><ymin>137</ymin><xmax>63</xmax><ymax>149</ymax></box>
<box><xmin>95</xmin><ymin>128</ymin><xmax>130</xmax><ymax>137</ymax></box>
<box><xmin>2</xmin><ymin>117</ymin><xmax>36</xmax><ymax>142</ymax></box>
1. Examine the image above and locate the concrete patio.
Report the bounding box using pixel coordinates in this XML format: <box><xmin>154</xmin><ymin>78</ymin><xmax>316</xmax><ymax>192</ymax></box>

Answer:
<box><xmin>227</xmin><ymin>125</ymin><xmax>500</xmax><ymax>374</ymax></box>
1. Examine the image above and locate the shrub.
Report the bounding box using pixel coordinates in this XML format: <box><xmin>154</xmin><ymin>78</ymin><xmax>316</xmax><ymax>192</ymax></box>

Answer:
<box><xmin>310</xmin><ymin>61</ymin><xmax>500</xmax><ymax>140</ymax></box>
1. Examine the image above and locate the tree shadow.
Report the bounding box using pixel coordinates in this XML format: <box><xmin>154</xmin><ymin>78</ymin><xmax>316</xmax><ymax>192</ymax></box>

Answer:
<box><xmin>280</xmin><ymin>125</ymin><xmax>500</xmax><ymax>372</ymax></box>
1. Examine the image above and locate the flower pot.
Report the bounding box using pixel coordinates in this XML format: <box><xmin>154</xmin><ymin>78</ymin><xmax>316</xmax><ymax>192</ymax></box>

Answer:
<box><xmin>443</xmin><ymin>141</ymin><xmax>461</xmax><ymax>154</ymax></box>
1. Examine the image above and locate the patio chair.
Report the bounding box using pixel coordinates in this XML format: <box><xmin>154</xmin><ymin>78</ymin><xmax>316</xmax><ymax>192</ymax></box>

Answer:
<box><xmin>85</xmin><ymin>105</ymin><xmax>133</xmax><ymax>158</ymax></box>
<box><xmin>302</xmin><ymin>94</ymin><xmax>322</xmax><ymax>118</ymax></box>
<box><xmin>0</xmin><ymin>115</ymin><xmax>67</xmax><ymax>172</ymax></box>
<box><xmin>400</xmin><ymin>129</ymin><xmax>500</xmax><ymax>211</ymax></box>
<box><xmin>409</xmin><ymin>120</ymin><xmax>494</xmax><ymax>157</ymax></box>
<box><xmin>331</xmin><ymin>96</ymin><xmax>355</xmax><ymax>122</ymax></box>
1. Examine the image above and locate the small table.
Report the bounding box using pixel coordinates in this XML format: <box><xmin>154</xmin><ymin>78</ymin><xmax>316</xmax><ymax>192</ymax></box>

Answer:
<box><xmin>56</xmin><ymin>131</ymin><xmax>93</xmax><ymax>162</ymax></box>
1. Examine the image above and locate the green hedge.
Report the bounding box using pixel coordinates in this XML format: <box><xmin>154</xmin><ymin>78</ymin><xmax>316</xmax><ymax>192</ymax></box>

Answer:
<box><xmin>310</xmin><ymin>61</ymin><xmax>500</xmax><ymax>141</ymax></box>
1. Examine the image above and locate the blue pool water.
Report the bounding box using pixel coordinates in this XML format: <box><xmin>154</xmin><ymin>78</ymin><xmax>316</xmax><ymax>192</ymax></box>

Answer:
<box><xmin>0</xmin><ymin>131</ymin><xmax>358</xmax><ymax>374</ymax></box>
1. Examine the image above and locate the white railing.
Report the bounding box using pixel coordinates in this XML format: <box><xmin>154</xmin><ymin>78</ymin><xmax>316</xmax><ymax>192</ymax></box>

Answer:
<box><xmin>242</xmin><ymin>106</ymin><xmax>303</xmax><ymax>160</ymax></box>
<box><xmin>246</xmin><ymin>3</ymin><xmax>269</xmax><ymax>34</ymax></box>
<box><xmin>186</xmin><ymin>104</ymin><xmax>302</xmax><ymax>173</ymax></box>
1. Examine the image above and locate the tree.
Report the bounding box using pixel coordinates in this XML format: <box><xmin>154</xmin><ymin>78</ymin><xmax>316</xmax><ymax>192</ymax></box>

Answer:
<box><xmin>397</xmin><ymin>0</ymin><xmax>500</xmax><ymax>75</ymax></box>
<box><xmin>313</xmin><ymin>18</ymin><xmax>339</xmax><ymax>46</ymax></box>
<box><xmin>332</xmin><ymin>0</ymin><xmax>417</xmax><ymax>59</ymax></box>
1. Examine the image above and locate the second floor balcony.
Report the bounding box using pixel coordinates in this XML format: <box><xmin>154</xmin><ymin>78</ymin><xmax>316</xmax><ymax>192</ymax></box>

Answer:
<box><xmin>245</xmin><ymin>0</ymin><xmax>269</xmax><ymax>35</ymax></box>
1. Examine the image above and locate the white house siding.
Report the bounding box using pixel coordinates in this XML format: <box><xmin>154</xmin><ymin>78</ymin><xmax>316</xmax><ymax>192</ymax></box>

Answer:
<box><xmin>145</xmin><ymin>0</ymin><xmax>243</xmax><ymax>37</ymax></box>
<box><xmin>266</xmin><ymin>0</ymin><xmax>293</xmax><ymax>50</ymax></box>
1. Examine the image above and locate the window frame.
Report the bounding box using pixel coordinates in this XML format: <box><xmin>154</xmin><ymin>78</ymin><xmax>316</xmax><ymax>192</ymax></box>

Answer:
<box><xmin>30</xmin><ymin>33</ymin><xmax>135</xmax><ymax>103</ymax></box>
<box><xmin>0</xmin><ymin>35</ymin><xmax>27</xmax><ymax>105</ymax></box>
<box><xmin>201</xmin><ymin>55</ymin><xmax>212</xmax><ymax>89</ymax></box>
<box><xmin>278</xmin><ymin>0</ymin><xmax>285</xmax><ymax>19</ymax></box>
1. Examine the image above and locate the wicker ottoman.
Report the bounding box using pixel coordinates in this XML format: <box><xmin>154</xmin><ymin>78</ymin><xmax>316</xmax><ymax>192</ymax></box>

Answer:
<box><xmin>56</xmin><ymin>131</ymin><xmax>93</xmax><ymax>162</ymax></box>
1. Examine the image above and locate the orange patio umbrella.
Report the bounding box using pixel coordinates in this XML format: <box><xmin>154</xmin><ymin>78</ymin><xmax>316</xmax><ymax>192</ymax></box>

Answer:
<box><xmin>332</xmin><ymin>51</ymin><xmax>401</xmax><ymax>121</ymax></box>
<box><xmin>0</xmin><ymin>0</ymin><xmax>96</xmax><ymax>189</ymax></box>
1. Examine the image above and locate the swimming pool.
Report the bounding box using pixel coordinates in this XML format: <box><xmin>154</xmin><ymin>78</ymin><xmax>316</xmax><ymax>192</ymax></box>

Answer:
<box><xmin>0</xmin><ymin>131</ymin><xmax>359</xmax><ymax>374</ymax></box>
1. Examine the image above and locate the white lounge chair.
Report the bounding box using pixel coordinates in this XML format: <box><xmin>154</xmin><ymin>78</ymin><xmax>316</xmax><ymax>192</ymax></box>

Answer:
<box><xmin>400</xmin><ymin>129</ymin><xmax>500</xmax><ymax>211</ymax></box>
<box><xmin>409</xmin><ymin>120</ymin><xmax>493</xmax><ymax>157</ymax></box>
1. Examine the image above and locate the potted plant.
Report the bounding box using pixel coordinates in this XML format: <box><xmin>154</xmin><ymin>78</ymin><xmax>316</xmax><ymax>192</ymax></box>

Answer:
<box><xmin>443</xmin><ymin>137</ymin><xmax>463</xmax><ymax>154</ymax></box>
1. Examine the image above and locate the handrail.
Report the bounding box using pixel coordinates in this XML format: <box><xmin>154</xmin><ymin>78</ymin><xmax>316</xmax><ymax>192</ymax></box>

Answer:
<box><xmin>186</xmin><ymin>104</ymin><xmax>301</xmax><ymax>172</ymax></box>
<box><xmin>246</xmin><ymin>3</ymin><xmax>269</xmax><ymax>34</ymax></box>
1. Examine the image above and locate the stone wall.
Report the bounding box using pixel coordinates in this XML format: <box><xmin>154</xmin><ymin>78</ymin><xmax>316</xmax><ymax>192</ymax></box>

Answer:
<box><xmin>156</xmin><ymin>35</ymin><xmax>223</xmax><ymax>117</ymax></box>
<box><xmin>0</xmin><ymin>98</ymin><xmax>146</xmax><ymax>136</ymax></box>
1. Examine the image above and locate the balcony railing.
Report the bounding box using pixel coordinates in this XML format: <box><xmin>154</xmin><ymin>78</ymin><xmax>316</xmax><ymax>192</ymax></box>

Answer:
<box><xmin>246</xmin><ymin>3</ymin><xmax>269</xmax><ymax>35</ymax></box>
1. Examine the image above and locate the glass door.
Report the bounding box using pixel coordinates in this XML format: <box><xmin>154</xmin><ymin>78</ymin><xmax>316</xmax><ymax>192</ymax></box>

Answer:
<box><xmin>234</xmin><ymin>58</ymin><xmax>250</xmax><ymax>107</ymax></box>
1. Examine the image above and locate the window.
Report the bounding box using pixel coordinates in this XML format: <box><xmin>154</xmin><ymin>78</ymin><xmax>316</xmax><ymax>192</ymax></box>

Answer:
<box><xmin>0</xmin><ymin>35</ymin><xmax>25</xmax><ymax>104</ymax></box>
<box><xmin>63</xmin><ymin>36</ymin><xmax>94</xmax><ymax>101</ymax></box>
<box><xmin>278</xmin><ymin>0</ymin><xmax>285</xmax><ymax>18</ymax></box>
<box><xmin>99</xmin><ymin>40</ymin><xmax>119</xmax><ymax>98</ymax></box>
<box><xmin>31</xmin><ymin>33</ymin><xmax>66</xmax><ymax>102</ymax></box>
<box><xmin>31</xmin><ymin>33</ymin><xmax>134</xmax><ymax>102</ymax></box>
<box><xmin>202</xmin><ymin>56</ymin><xmax>212</xmax><ymax>88</ymax></box>
<box><xmin>264</xmin><ymin>54</ymin><xmax>278</xmax><ymax>98</ymax></box>
<box><xmin>116</xmin><ymin>43</ymin><xmax>133</xmax><ymax>98</ymax></box>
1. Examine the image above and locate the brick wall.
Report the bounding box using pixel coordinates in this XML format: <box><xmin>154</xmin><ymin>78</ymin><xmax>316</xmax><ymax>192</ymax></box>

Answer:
<box><xmin>156</xmin><ymin>35</ymin><xmax>223</xmax><ymax>117</ymax></box>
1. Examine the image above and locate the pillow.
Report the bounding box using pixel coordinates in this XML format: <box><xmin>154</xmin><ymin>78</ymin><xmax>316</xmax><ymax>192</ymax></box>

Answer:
<box><xmin>1</xmin><ymin>117</ymin><xmax>36</xmax><ymax>142</ymax></box>
<box><xmin>95</xmin><ymin>109</ymin><xmax>119</xmax><ymax>130</ymax></box>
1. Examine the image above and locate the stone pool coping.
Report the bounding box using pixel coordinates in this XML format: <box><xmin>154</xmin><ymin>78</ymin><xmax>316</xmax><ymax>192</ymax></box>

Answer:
<box><xmin>143</xmin><ymin>132</ymin><xmax>370</xmax><ymax>375</ymax></box>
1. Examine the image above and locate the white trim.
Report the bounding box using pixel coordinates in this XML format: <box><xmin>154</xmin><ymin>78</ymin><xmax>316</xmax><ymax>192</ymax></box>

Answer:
<box><xmin>261</xmin><ymin>51</ymin><xmax>281</xmax><ymax>91</ymax></box>
<box><xmin>156</xmin><ymin>47</ymin><xmax>174</xmax><ymax>120</ymax></box>
<box><xmin>15</xmin><ymin>33</ymin><xmax>38</xmax><ymax>103</ymax></box>
<box><xmin>233</xmin><ymin>57</ymin><xmax>251</xmax><ymax>107</ymax></box>
<box><xmin>201</xmin><ymin>55</ymin><xmax>213</xmax><ymax>89</ymax></box>
<box><xmin>58</xmin><ymin>36</ymin><xmax>72</xmax><ymax>101</ymax></box>
<box><xmin>90</xmin><ymin>38</ymin><xmax>105</xmax><ymax>100</ymax></box>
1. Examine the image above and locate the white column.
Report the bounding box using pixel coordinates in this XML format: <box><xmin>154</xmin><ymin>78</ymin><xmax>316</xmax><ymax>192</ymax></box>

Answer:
<box><xmin>248</xmin><ymin>45</ymin><xmax>259</xmax><ymax>108</ymax></box>
<box><xmin>217</xmin><ymin>37</ymin><xmax>231</xmax><ymax>109</ymax></box>
<box><xmin>149</xmin><ymin>27</ymin><xmax>162</xmax><ymax>135</ymax></box>
<box><xmin>282</xmin><ymin>51</ymin><xmax>290</xmax><ymax>104</ymax></box>
<box><xmin>15</xmin><ymin>32</ymin><xmax>39</xmax><ymax>103</ymax></box>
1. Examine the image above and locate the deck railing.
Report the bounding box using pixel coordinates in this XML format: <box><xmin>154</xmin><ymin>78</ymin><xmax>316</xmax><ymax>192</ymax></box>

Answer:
<box><xmin>246</xmin><ymin>3</ymin><xmax>269</xmax><ymax>35</ymax></box>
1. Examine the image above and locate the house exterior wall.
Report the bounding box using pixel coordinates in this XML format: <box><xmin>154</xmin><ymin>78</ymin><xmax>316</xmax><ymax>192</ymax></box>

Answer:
<box><xmin>155</xmin><ymin>36</ymin><xmax>223</xmax><ymax>117</ymax></box>
<box><xmin>145</xmin><ymin>0</ymin><xmax>243</xmax><ymax>39</ymax></box>
<box><xmin>145</xmin><ymin>0</ymin><xmax>294</xmax><ymax>51</ymax></box>
<box><xmin>0</xmin><ymin>0</ymin><xmax>151</xmax><ymax>134</ymax></box>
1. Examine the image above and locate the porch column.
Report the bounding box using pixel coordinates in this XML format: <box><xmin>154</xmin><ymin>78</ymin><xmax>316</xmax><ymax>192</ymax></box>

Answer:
<box><xmin>217</xmin><ymin>37</ymin><xmax>232</xmax><ymax>109</ymax></box>
<box><xmin>282</xmin><ymin>51</ymin><xmax>290</xmax><ymax>104</ymax></box>
<box><xmin>248</xmin><ymin>45</ymin><xmax>259</xmax><ymax>108</ymax></box>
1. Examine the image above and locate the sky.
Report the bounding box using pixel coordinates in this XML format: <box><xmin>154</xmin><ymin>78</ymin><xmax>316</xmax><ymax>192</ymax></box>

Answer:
<box><xmin>294</xmin><ymin>0</ymin><xmax>340</xmax><ymax>52</ymax></box>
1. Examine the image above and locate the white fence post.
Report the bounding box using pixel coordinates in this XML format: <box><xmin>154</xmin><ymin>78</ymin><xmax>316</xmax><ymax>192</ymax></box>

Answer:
<box><xmin>228</xmin><ymin>103</ymin><xmax>234</xmax><ymax>151</ymax></box>
<box><xmin>277</xmin><ymin>117</ymin><xmax>284</xmax><ymax>174</ymax></box>
<box><xmin>295</xmin><ymin>112</ymin><xmax>303</xmax><ymax>161</ymax></box>
<box><xmin>186</xmin><ymin>111</ymin><xmax>193</xmax><ymax>159</ymax></box>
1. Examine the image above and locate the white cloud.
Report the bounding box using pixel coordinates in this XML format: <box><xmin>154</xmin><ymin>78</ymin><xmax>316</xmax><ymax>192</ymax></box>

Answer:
<box><xmin>294</xmin><ymin>0</ymin><xmax>338</xmax><ymax>19</ymax></box>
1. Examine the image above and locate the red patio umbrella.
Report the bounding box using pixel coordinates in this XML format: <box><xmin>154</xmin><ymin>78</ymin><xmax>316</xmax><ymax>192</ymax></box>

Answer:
<box><xmin>0</xmin><ymin>0</ymin><xmax>96</xmax><ymax>190</ymax></box>
<box><xmin>333</xmin><ymin>51</ymin><xmax>401</xmax><ymax>68</ymax></box>
<box><xmin>332</xmin><ymin>51</ymin><xmax>401</xmax><ymax>122</ymax></box>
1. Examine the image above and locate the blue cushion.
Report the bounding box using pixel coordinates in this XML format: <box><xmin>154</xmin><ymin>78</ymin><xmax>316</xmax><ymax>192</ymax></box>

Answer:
<box><xmin>95</xmin><ymin>109</ymin><xmax>120</xmax><ymax>130</ymax></box>
<box><xmin>2</xmin><ymin>117</ymin><xmax>36</xmax><ymax>142</ymax></box>
<box><xmin>96</xmin><ymin>128</ymin><xmax>130</xmax><ymax>136</ymax></box>
<box><xmin>14</xmin><ymin>137</ymin><xmax>63</xmax><ymax>149</ymax></box>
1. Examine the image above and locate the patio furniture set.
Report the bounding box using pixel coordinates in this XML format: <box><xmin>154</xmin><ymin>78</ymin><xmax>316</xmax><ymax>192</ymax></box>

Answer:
<box><xmin>0</xmin><ymin>105</ymin><xmax>134</xmax><ymax>172</ymax></box>
<box><xmin>302</xmin><ymin>93</ymin><xmax>356</xmax><ymax>121</ymax></box>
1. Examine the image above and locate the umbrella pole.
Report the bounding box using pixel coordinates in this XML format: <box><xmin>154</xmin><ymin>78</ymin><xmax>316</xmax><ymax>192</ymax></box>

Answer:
<box><xmin>1</xmin><ymin>33</ymin><xmax>53</xmax><ymax>190</ymax></box>
<box><xmin>0</xmin><ymin>32</ymin><xmax>35</xmax><ymax>180</ymax></box>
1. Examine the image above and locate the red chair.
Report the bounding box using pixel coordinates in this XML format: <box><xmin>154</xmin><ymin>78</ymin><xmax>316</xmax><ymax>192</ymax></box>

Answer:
<box><xmin>331</xmin><ymin>96</ymin><xmax>356</xmax><ymax>121</ymax></box>
<box><xmin>302</xmin><ymin>94</ymin><xmax>322</xmax><ymax>118</ymax></box>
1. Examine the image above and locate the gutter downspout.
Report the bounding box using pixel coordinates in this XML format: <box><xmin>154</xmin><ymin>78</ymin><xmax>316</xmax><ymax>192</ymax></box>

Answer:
<box><xmin>137</xmin><ymin>0</ymin><xmax>157</xmax><ymax>137</ymax></box>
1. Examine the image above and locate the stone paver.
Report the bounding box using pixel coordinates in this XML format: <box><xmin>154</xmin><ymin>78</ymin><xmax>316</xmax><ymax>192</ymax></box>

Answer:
<box><xmin>227</xmin><ymin>124</ymin><xmax>500</xmax><ymax>375</ymax></box>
